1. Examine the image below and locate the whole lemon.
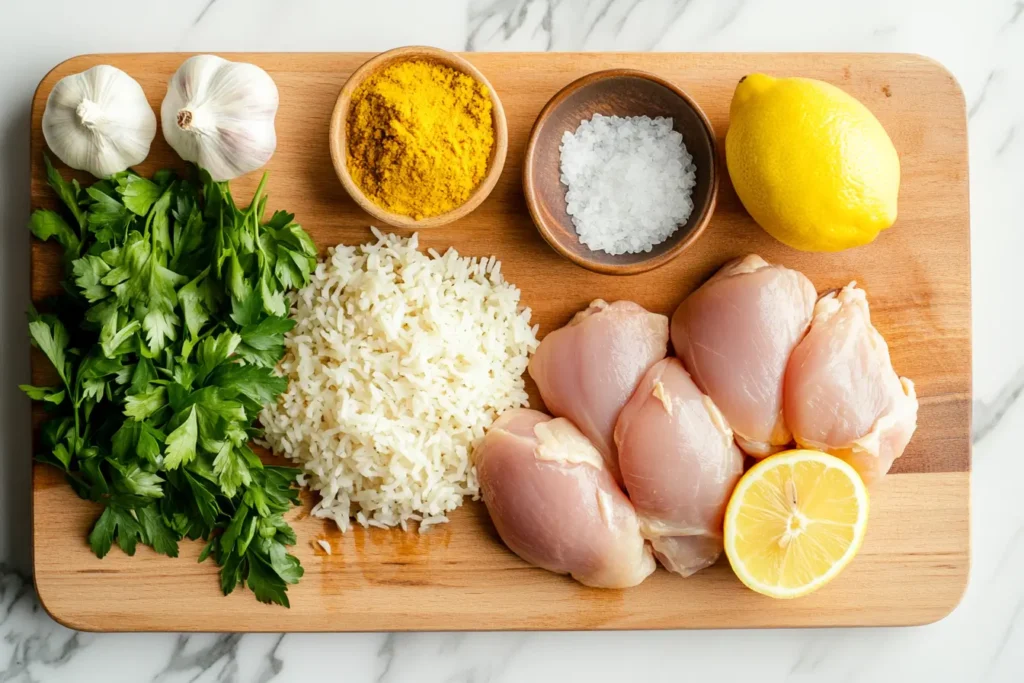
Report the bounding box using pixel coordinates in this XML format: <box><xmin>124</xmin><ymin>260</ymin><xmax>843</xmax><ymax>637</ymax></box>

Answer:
<box><xmin>726</xmin><ymin>73</ymin><xmax>900</xmax><ymax>252</ymax></box>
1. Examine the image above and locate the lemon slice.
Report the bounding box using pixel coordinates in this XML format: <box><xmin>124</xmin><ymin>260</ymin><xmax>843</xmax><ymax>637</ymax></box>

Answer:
<box><xmin>724</xmin><ymin>449</ymin><xmax>869</xmax><ymax>599</ymax></box>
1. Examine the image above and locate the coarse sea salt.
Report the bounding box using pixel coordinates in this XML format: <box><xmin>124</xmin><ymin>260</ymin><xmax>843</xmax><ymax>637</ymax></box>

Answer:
<box><xmin>559</xmin><ymin>114</ymin><xmax>697</xmax><ymax>255</ymax></box>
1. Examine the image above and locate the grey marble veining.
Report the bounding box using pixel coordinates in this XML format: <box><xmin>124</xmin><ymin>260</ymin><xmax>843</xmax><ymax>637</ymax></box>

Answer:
<box><xmin>0</xmin><ymin>0</ymin><xmax>1021</xmax><ymax>681</ymax></box>
<box><xmin>468</xmin><ymin>0</ymin><xmax>742</xmax><ymax>51</ymax></box>
<box><xmin>974</xmin><ymin>364</ymin><xmax>1024</xmax><ymax>445</ymax></box>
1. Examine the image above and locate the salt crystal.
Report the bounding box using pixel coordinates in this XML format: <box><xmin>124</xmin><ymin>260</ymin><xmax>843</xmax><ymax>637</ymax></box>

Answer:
<box><xmin>558</xmin><ymin>114</ymin><xmax>697</xmax><ymax>255</ymax></box>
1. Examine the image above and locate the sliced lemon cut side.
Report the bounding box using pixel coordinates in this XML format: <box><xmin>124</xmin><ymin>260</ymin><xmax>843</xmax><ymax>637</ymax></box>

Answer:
<box><xmin>724</xmin><ymin>449</ymin><xmax>869</xmax><ymax>599</ymax></box>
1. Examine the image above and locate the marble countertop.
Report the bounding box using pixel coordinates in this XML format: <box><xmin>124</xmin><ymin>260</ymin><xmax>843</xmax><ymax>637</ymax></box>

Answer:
<box><xmin>0</xmin><ymin>0</ymin><xmax>1020</xmax><ymax>681</ymax></box>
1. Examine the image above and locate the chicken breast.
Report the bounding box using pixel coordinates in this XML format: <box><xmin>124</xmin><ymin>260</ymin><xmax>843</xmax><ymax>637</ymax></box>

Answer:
<box><xmin>615</xmin><ymin>358</ymin><xmax>744</xmax><ymax>576</ymax></box>
<box><xmin>528</xmin><ymin>300</ymin><xmax>669</xmax><ymax>482</ymax></box>
<box><xmin>784</xmin><ymin>283</ymin><xmax>918</xmax><ymax>485</ymax></box>
<box><xmin>671</xmin><ymin>255</ymin><xmax>816</xmax><ymax>457</ymax></box>
<box><xmin>476</xmin><ymin>408</ymin><xmax>656</xmax><ymax>589</ymax></box>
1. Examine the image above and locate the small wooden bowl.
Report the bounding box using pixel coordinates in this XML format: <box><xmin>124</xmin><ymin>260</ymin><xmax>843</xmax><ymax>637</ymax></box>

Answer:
<box><xmin>329</xmin><ymin>46</ymin><xmax>509</xmax><ymax>229</ymax></box>
<box><xmin>523</xmin><ymin>69</ymin><xmax>719</xmax><ymax>275</ymax></box>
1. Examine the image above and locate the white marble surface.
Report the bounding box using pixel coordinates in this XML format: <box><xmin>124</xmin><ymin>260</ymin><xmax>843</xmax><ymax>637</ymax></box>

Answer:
<box><xmin>0</xmin><ymin>0</ymin><xmax>1020</xmax><ymax>680</ymax></box>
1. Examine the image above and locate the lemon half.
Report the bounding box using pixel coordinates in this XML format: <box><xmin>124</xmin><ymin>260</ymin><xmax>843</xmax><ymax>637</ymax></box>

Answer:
<box><xmin>724</xmin><ymin>449</ymin><xmax>869</xmax><ymax>599</ymax></box>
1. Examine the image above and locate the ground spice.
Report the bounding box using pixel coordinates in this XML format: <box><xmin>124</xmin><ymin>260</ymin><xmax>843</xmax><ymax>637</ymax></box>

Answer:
<box><xmin>347</xmin><ymin>60</ymin><xmax>494</xmax><ymax>219</ymax></box>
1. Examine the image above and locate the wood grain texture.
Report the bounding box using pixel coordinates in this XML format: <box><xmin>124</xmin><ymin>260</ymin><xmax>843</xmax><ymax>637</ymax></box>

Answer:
<box><xmin>30</xmin><ymin>53</ymin><xmax>970</xmax><ymax>632</ymax></box>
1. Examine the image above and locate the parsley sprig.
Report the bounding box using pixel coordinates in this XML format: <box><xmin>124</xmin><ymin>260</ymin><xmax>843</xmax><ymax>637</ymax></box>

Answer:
<box><xmin>24</xmin><ymin>157</ymin><xmax>317</xmax><ymax>607</ymax></box>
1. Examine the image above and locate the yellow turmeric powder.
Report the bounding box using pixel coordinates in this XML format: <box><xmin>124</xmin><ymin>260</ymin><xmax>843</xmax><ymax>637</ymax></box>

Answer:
<box><xmin>346</xmin><ymin>60</ymin><xmax>495</xmax><ymax>219</ymax></box>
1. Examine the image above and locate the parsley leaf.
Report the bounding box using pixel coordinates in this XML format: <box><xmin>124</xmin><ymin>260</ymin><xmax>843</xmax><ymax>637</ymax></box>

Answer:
<box><xmin>44</xmin><ymin>154</ymin><xmax>86</xmax><ymax>229</ymax></box>
<box><xmin>72</xmin><ymin>255</ymin><xmax>112</xmax><ymax>302</ymax></box>
<box><xmin>230</xmin><ymin>287</ymin><xmax>263</xmax><ymax>327</ymax></box>
<box><xmin>260</xmin><ymin>276</ymin><xmax>288</xmax><ymax>317</ymax></box>
<box><xmin>164</xmin><ymin>405</ymin><xmax>199</xmax><ymax>469</ymax></box>
<box><xmin>240</xmin><ymin>316</ymin><xmax>294</xmax><ymax>350</ymax></box>
<box><xmin>124</xmin><ymin>385</ymin><xmax>167</xmax><ymax>421</ymax></box>
<box><xmin>141</xmin><ymin>261</ymin><xmax>186</xmax><ymax>353</ymax></box>
<box><xmin>137</xmin><ymin>505</ymin><xmax>180</xmax><ymax>558</ymax></box>
<box><xmin>213</xmin><ymin>443</ymin><xmax>252</xmax><ymax>498</ymax></box>
<box><xmin>27</xmin><ymin>313</ymin><xmax>70</xmax><ymax>385</ymax></box>
<box><xmin>235</xmin><ymin>316</ymin><xmax>292</xmax><ymax>369</ymax></box>
<box><xmin>100</xmin><ymin>318</ymin><xmax>141</xmax><ymax>359</ymax></box>
<box><xmin>88</xmin><ymin>507</ymin><xmax>118</xmax><ymax>558</ymax></box>
<box><xmin>220</xmin><ymin>503</ymin><xmax>250</xmax><ymax>557</ymax></box>
<box><xmin>208</xmin><ymin>363</ymin><xmax>287</xmax><ymax>410</ymax></box>
<box><xmin>184</xmin><ymin>470</ymin><xmax>220</xmax><ymax>527</ymax></box>
<box><xmin>178</xmin><ymin>270</ymin><xmax>213</xmax><ymax>344</ymax></box>
<box><xmin>196</xmin><ymin>332</ymin><xmax>241</xmax><ymax>382</ymax></box>
<box><xmin>269</xmin><ymin>541</ymin><xmax>304</xmax><ymax>584</ymax></box>
<box><xmin>118</xmin><ymin>174</ymin><xmax>163</xmax><ymax>216</ymax></box>
<box><xmin>246</xmin><ymin>552</ymin><xmax>291</xmax><ymax>607</ymax></box>
<box><xmin>108</xmin><ymin>459</ymin><xmax>164</xmax><ymax>499</ymax></box>
<box><xmin>89</xmin><ymin>505</ymin><xmax>144</xmax><ymax>558</ymax></box>
<box><xmin>30</xmin><ymin>210</ymin><xmax>81</xmax><ymax>261</ymax></box>
<box><xmin>138</xmin><ymin>423</ymin><xmax>164</xmax><ymax>463</ymax></box>
<box><xmin>20</xmin><ymin>385</ymin><xmax>65</xmax><ymax>404</ymax></box>
<box><xmin>111</xmin><ymin>420</ymin><xmax>141</xmax><ymax>459</ymax></box>
<box><xmin>192</xmin><ymin>387</ymin><xmax>247</xmax><ymax>425</ymax></box>
<box><xmin>130</xmin><ymin>356</ymin><xmax>157</xmax><ymax>395</ymax></box>
<box><xmin>85</xmin><ymin>185</ymin><xmax>132</xmax><ymax>243</ymax></box>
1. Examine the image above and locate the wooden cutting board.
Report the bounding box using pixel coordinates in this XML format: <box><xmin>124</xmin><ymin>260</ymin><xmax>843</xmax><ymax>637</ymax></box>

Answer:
<box><xmin>30</xmin><ymin>53</ymin><xmax>970</xmax><ymax>632</ymax></box>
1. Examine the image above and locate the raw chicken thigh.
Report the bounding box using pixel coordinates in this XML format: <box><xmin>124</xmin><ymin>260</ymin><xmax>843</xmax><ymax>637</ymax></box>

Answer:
<box><xmin>615</xmin><ymin>358</ymin><xmax>744</xmax><ymax>576</ymax></box>
<box><xmin>475</xmin><ymin>409</ymin><xmax>656</xmax><ymax>588</ymax></box>
<box><xmin>528</xmin><ymin>300</ymin><xmax>669</xmax><ymax>481</ymax></box>
<box><xmin>784</xmin><ymin>283</ymin><xmax>918</xmax><ymax>485</ymax></box>
<box><xmin>671</xmin><ymin>255</ymin><xmax>816</xmax><ymax>457</ymax></box>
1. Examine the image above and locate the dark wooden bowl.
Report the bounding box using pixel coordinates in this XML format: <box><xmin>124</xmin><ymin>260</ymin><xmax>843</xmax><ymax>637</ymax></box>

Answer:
<box><xmin>523</xmin><ymin>69</ymin><xmax>719</xmax><ymax>275</ymax></box>
<box><xmin>330</xmin><ymin>46</ymin><xmax>509</xmax><ymax>229</ymax></box>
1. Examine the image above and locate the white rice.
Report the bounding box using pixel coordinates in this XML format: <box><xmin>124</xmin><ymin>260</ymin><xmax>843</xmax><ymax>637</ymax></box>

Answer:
<box><xmin>260</xmin><ymin>228</ymin><xmax>539</xmax><ymax>532</ymax></box>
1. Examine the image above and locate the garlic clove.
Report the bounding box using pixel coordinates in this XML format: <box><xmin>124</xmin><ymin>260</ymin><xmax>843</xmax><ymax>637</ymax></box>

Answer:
<box><xmin>42</xmin><ymin>65</ymin><xmax>157</xmax><ymax>179</ymax></box>
<box><xmin>161</xmin><ymin>55</ymin><xmax>279</xmax><ymax>182</ymax></box>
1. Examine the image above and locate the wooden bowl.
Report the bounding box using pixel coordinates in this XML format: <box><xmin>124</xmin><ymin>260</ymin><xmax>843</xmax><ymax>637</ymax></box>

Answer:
<box><xmin>329</xmin><ymin>46</ymin><xmax>509</xmax><ymax>229</ymax></box>
<box><xmin>523</xmin><ymin>69</ymin><xmax>719</xmax><ymax>275</ymax></box>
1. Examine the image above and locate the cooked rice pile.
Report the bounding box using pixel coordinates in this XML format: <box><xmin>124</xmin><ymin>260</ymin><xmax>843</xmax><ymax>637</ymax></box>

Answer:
<box><xmin>260</xmin><ymin>228</ymin><xmax>539</xmax><ymax>531</ymax></box>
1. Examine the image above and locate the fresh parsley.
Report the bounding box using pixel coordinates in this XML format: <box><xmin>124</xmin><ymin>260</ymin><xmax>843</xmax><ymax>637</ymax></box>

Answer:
<box><xmin>26</xmin><ymin>157</ymin><xmax>317</xmax><ymax>607</ymax></box>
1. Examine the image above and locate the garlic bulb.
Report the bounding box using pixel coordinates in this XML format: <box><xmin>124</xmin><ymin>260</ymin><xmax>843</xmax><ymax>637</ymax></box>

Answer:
<box><xmin>161</xmin><ymin>55</ymin><xmax>279</xmax><ymax>182</ymax></box>
<box><xmin>42</xmin><ymin>65</ymin><xmax>157</xmax><ymax>178</ymax></box>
